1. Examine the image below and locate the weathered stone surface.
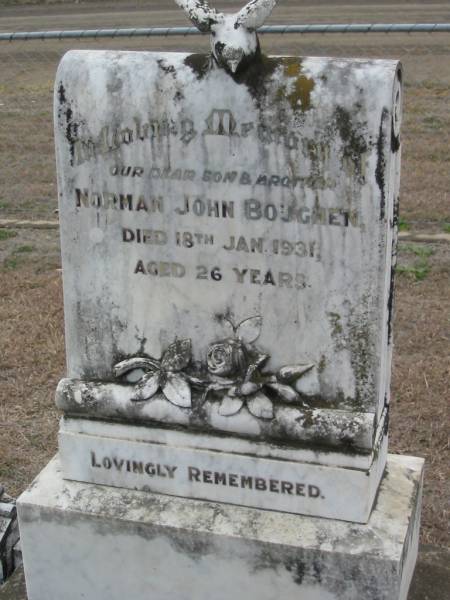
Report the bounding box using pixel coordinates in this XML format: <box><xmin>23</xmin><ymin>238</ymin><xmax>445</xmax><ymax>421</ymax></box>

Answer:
<box><xmin>55</xmin><ymin>49</ymin><xmax>402</xmax><ymax>454</ymax></box>
<box><xmin>6</xmin><ymin>546</ymin><xmax>448</xmax><ymax>600</ymax></box>
<box><xmin>17</xmin><ymin>454</ymin><xmax>423</xmax><ymax>600</ymax></box>
<box><xmin>58</xmin><ymin>415</ymin><xmax>387</xmax><ymax>522</ymax></box>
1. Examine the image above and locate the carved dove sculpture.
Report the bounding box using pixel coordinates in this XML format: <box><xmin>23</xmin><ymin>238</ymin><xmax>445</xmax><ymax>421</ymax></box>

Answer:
<box><xmin>175</xmin><ymin>0</ymin><xmax>278</xmax><ymax>74</ymax></box>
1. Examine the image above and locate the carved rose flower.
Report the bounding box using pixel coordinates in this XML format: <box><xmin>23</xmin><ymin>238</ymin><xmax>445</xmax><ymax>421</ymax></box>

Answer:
<box><xmin>207</xmin><ymin>338</ymin><xmax>246</xmax><ymax>376</ymax></box>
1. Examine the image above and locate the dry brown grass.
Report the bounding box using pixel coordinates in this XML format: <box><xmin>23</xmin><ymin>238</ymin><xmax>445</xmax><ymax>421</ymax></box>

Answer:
<box><xmin>391</xmin><ymin>244</ymin><xmax>450</xmax><ymax>547</ymax></box>
<box><xmin>0</xmin><ymin>259</ymin><xmax>63</xmax><ymax>493</ymax></box>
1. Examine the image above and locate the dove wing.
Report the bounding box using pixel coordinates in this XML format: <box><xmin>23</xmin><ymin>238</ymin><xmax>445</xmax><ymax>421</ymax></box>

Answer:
<box><xmin>236</xmin><ymin>0</ymin><xmax>278</xmax><ymax>29</ymax></box>
<box><xmin>175</xmin><ymin>0</ymin><xmax>221</xmax><ymax>32</ymax></box>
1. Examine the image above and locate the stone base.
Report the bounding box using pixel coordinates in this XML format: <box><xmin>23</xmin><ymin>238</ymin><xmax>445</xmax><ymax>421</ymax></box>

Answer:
<box><xmin>17</xmin><ymin>454</ymin><xmax>423</xmax><ymax>600</ymax></box>
<box><xmin>57</xmin><ymin>416</ymin><xmax>388</xmax><ymax>523</ymax></box>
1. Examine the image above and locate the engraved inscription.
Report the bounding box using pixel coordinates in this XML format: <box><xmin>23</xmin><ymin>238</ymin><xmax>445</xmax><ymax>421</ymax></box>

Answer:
<box><xmin>89</xmin><ymin>451</ymin><xmax>324</xmax><ymax>499</ymax></box>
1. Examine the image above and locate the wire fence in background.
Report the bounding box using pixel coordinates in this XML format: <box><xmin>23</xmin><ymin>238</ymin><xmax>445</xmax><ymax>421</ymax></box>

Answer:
<box><xmin>0</xmin><ymin>24</ymin><xmax>449</xmax><ymax>227</ymax></box>
<box><xmin>2</xmin><ymin>22</ymin><xmax>450</xmax><ymax>40</ymax></box>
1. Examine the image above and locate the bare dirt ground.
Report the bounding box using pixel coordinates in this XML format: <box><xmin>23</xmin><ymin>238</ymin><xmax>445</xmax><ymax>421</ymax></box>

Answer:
<box><xmin>0</xmin><ymin>2</ymin><xmax>449</xmax><ymax>548</ymax></box>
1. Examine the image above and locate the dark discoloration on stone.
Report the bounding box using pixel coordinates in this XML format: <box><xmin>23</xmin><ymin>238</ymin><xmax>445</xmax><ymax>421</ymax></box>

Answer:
<box><xmin>334</xmin><ymin>105</ymin><xmax>368</xmax><ymax>183</ymax></box>
<box><xmin>57</xmin><ymin>82</ymin><xmax>66</xmax><ymax>105</ymax></box>
<box><xmin>285</xmin><ymin>557</ymin><xmax>306</xmax><ymax>584</ymax></box>
<box><xmin>376</xmin><ymin>108</ymin><xmax>389</xmax><ymax>220</ymax></box>
<box><xmin>391</xmin><ymin>127</ymin><xmax>401</xmax><ymax>153</ymax></box>
<box><xmin>184</xmin><ymin>52</ymin><xmax>315</xmax><ymax>113</ymax></box>
<box><xmin>232</xmin><ymin>51</ymin><xmax>278</xmax><ymax>100</ymax></box>
<box><xmin>57</xmin><ymin>82</ymin><xmax>78</xmax><ymax>164</ymax></box>
<box><xmin>60</xmin><ymin>398</ymin><xmax>372</xmax><ymax>455</ymax></box>
<box><xmin>184</xmin><ymin>53</ymin><xmax>212</xmax><ymax>80</ymax></box>
<box><xmin>157</xmin><ymin>59</ymin><xmax>177</xmax><ymax>77</ymax></box>
<box><xmin>347</xmin><ymin>305</ymin><xmax>375</xmax><ymax>412</ymax></box>
<box><xmin>387</xmin><ymin>193</ymin><xmax>400</xmax><ymax>344</ymax></box>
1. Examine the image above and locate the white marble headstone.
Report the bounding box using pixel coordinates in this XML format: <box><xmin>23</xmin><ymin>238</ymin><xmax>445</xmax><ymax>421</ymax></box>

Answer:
<box><xmin>54</xmin><ymin>49</ymin><xmax>402</xmax><ymax>519</ymax></box>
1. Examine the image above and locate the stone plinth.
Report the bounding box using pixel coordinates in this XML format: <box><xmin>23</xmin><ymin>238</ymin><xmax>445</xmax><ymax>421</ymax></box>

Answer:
<box><xmin>58</xmin><ymin>416</ymin><xmax>388</xmax><ymax>523</ymax></box>
<box><xmin>18</xmin><ymin>454</ymin><xmax>423</xmax><ymax>600</ymax></box>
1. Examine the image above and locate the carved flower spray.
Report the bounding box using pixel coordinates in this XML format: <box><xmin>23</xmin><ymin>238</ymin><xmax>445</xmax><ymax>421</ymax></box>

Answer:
<box><xmin>203</xmin><ymin>316</ymin><xmax>314</xmax><ymax>418</ymax></box>
<box><xmin>114</xmin><ymin>315</ymin><xmax>314</xmax><ymax>421</ymax></box>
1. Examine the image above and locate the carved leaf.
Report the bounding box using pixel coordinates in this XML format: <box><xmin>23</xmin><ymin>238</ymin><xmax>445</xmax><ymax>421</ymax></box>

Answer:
<box><xmin>131</xmin><ymin>372</ymin><xmax>161</xmax><ymax>402</ymax></box>
<box><xmin>247</xmin><ymin>392</ymin><xmax>274</xmax><ymax>420</ymax></box>
<box><xmin>277</xmin><ymin>364</ymin><xmax>315</xmax><ymax>382</ymax></box>
<box><xmin>161</xmin><ymin>339</ymin><xmax>192</xmax><ymax>372</ymax></box>
<box><xmin>266</xmin><ymin>382</ymin><xmax>300</xmax><ymax>403</ymax></box>
<box><xmin>162</xmin><ymin>373</ymin><xmax>192</xmax><ymax>408</ymax></box>
<box><xmin>236</xmin><ymin>316</ymin><xmax>262</xmax><ymax>344</ymax></box>
<box><xmin>218</xmin><ymin>395</ymin><xmax>244</xmax><ymax>416</ymax></box>
<box><xmin>114</xmin><ymin>357</ymin><xmax>160</xmax><ymax>378</ymax></box>
<box><xmin>124</xmin><ymin>368</ymin><xmax>146</xmax><ymax>384</ymax></box>
<box><xmin>239</xmin><ymin>381</ymin><xmax>261</xmax><ymax>396</ymax></box>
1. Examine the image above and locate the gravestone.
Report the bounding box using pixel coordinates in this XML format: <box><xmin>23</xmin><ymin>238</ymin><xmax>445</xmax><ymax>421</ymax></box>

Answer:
<box><xmin>17</xmin><ymin>1</ymin><xmax>423</xmax><ymax>599</ymax></box>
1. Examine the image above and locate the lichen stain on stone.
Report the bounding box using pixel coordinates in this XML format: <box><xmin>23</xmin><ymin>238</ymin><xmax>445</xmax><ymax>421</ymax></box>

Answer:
<box><xmin>346</xmin><ymin>305</ymin><xmax>375</xmax><ymax>411</ymax></box>
<box><xmin>106</xmin><ymin>77</ymin><xmax>123</xmax><ymax>94</ymax></box>
<box><xmin>276</xmin><ymin>58</ymin><xmax>315</xmax><ymax>112</ymax></box>
<box><xmin>333</xmin><ymin>106</ymin><xmax>368</xmax><ymax>184</ymax></box>
<box><xmin>327</xmin><ymin>312</ymin><xmax>344</xmax><ymax>338</ymax></box>
<box><xmin>184</xmin><ymin>53</ymin><xmax>314</xmax><ymax>112</ymax></box>
<box><xmin>317</xmin><ymin>355</ymin><xmax>326</xmax><ymax>374</ymax></box>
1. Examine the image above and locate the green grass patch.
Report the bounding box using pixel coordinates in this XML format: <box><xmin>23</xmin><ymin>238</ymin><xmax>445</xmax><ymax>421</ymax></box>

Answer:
<box><xmin>2</xmin><ymin>257</ymin><xmax>19</xmax><ymax>270</ymax></box>
<box><xmin>0</xmin><ymin>229</ymin><xmax>17</xmax><ymax>241</ymax></box>
<box><xmin>398</xmin><ymin>218</ymin><xmax>410</xmax><ymax>232</ymax></box>
<box><xmin>396</xmin><ymin>258</ymin><xmax>431</xmax><ymax>282</ymax></box>
<box><xmin>443</xmin><ymin>223</ymin><xmax>450</xmax><ymax>234</ymax></box>
<box><xmin>422</xmin><ymin>116</ymin><xmax>443</xmax><ymax>130</ymax></box>
<box><xmin>401</xmin><ymin>244</ymin><xmax>435</xmax><ymax>259</ymax></box>
<box><xmin>16</xmin><ymin>245</ymin><xmax>34</xmax><ymax>254</ymax></box>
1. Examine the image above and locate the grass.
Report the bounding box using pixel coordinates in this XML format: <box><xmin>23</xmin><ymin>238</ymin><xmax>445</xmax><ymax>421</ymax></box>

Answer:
<box><xmin>397</xmin><ymin>261</ymin><xmax>431</xmax><ymax>281</ymax></box>
<box><xmin>397</xmin><ymin>244</ymin><xmax>435</xmax><ymax>280</ymax></box>
<box><xmin>401</xmin><ymin>244</ymin><xmax>435</xmax><ymax>258</ymax></box>
<box><xmin>0</xmin><ymin>229</ymin><xmax>18</xmax><ymax>241</ymax></box>
<box><xmin>2</xmin><ymin>257</ymin><xmax>19</xmax><ymax>270</ymax></box>
<box><xmin>15</xmin><ymin>244</ymin><xmax>34</xmax><ymax>253</ymax></box>
<box><xmin>398</xmin><ymin>218</ymin><xmax>410</xmax><ymax>232</ymax></box>
<box><xmin>443</xmin><ymin>223</ymin><xmax>450</xmax><ymax>234</ymax></box>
